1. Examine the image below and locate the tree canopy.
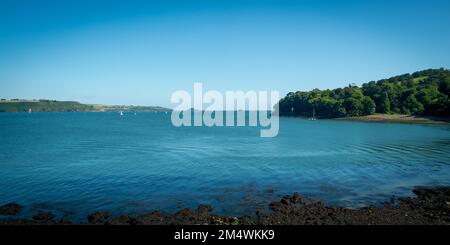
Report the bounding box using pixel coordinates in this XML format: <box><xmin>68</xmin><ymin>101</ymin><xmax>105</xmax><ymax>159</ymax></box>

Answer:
<box><xmin>277</xmin><ymin>68</ymin><xmax>450</xmax><ymax>118</ymax></box>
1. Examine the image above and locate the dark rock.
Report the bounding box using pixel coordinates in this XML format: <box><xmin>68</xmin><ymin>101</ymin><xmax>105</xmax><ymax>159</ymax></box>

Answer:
<box><xmin>87</xmin><ymin>211</ymin><xmax>110</xmax><ymax>225</ymax></box>
<box><xmin>280</xmin><ymin>195</ymin><xmax>291</xmax><ymax>206</ymax></box>
<box><xmin>172</xmin><ymin>208</ymin><xmax>195</xmax><ymax>224</ymax></box>
<box><xmin>105</xmin><ymin>215</ymin><xmax>136</xmax><ymax>225</ymax></box>
<box><xmin>269</xmin><ymin>200</ymin><xmax>291</xmax><ymax>214</ymax></box>
<box><xmin>32</xmin><ymin>211</ymin><xmax>55</xmax><ymax>222</ymax></box>
<box><xmin>2</xmin><ymin>187</ymin><xmax>450</xmax><ymax>225</ymax></box>
<box><xmin>292</xmin><ymin>192</ymin><xmax>302</xmax><ymax>204</ymax></box>
<box><xmin>241</xmin><ymin>215</ymin><xmax>254</xmax><ymax>225</ymax></box>
<box><xmin>197</xmin><ymin>205</ymin><xmax>213</xmax><ymax>220</ymax></box>
<box><xmin>413</xmin><ymin>187</ymin><xmax>450</xmax><ymax>202</ymax></box>
<box><xmin>269</xmin><ymin>201</ymin><xmax>281</xmax><ymax>210</ymax></box>
<box><xmin>0</xmin><ymin>203</ymin><xmax>22</xmax><ymax>215</ymax></box>
<box><xmin>197</xmin><ymin>204</ymin><xmax>213</xmax><ymax>213</ymax></box>
<box><xmin>136</xmin><ymin>211</ymin><xmax>168</xmax><ymax>225</ymax></box>
<box><xmin>175</xmin><ymin>208</ymin><xmax>194</xmax><ymax>218</ymax></box>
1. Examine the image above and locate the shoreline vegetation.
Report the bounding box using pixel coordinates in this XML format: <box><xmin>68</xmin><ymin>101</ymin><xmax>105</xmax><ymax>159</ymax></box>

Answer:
<box><xmin>2</xmin><ymin>69</ymin><xmax>449</xmax><ymax>124</ymax></box>
<box><xmin>277</xmin><ymin>68</ymin><xmax>450</xmax><ymax>120</ymax></box>
<box><xmin>0</xmin><ymin>99</ymin><xmax>171</xmax><ymax>113</ymax></box>
<box><xmin>0</xmin><ymin>186</ymin><xmax>449</xmax><ymax>225</ymax></box>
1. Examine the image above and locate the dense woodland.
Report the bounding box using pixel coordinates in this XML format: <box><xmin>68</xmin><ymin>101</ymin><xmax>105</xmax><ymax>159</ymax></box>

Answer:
<box><xmin>277</xmin><ymin>68</ymin><xmax>450</xmax><ymax>118</ymax></box>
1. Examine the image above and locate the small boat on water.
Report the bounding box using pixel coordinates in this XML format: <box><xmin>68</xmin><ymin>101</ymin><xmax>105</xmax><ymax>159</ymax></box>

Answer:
<box><xmin>120</xmin><ymin>111</ymin><xmax>124</xmax><ymax>116</ymax></box>
<box><xmin>309</xmin><ymin>107</ymin><xmax>317</xmax><ymax>121</ymax></box>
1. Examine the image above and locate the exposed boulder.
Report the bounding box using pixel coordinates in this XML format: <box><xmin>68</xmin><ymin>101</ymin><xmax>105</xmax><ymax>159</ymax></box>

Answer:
<box><xmin>105</xmin><ymin>215</ymin><xmax>136</xmax><ymax>225</ymax></box>
<box><xmin>32</xmin><ymin>211</ymin><xmax>55</xmax><ymax>222</ymax></box>
<box><xmin>197</xmin><ymin>204</ymin><xmax>213</xmax><ymax>221</ymax></box>
<box><xmin>0</xmin><ymin>203</ymin><xmax>22</xmax><ymax>215</ymax></box>
<box><xmin>136</xmin><ymin>211</ymin><xmax>169</xmax><ymax>225</ymax></box>
<box><xmin>87</xmin><ymin>211</ymin><xmax>110</xmax><ymax>225</ymax></box>
<box><xmin>292</xmin><ymin>192</ymin><xmax>302</xmax><ymax>204</ymax></box>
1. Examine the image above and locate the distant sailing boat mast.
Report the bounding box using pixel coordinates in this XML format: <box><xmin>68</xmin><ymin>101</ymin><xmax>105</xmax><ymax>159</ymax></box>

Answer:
<box><xmin>310</xmin><ymin>107</ymin><xmax>317</xmax><ymax>121</ymax></box>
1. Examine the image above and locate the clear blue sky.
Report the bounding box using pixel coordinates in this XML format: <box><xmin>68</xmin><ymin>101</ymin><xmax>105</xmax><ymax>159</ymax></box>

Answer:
<box><xmin>1</xmin><ymin>0</ymin><xmax>449</xmax><ymax>107</ymax></box>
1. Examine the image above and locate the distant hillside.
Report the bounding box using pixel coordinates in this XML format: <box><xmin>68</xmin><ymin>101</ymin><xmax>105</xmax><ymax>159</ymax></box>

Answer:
<box><xmin>0</xmin><ymin>100</ymin><xmax>95</xmax><ymax>112</ymax></box>
<box><xmin>0</xmin><ymin>99</ymin><xmax>171</xmax><ymax>112</ymax></box>
<box><xmin>277</xmin><ymin>68</ymin><xmax>450</xmax><ymax>118</ymax></box>
<box><xmin>98</xmin><ymin>105</ymin><xmax>171</xmax><ymax>112</ymax></box>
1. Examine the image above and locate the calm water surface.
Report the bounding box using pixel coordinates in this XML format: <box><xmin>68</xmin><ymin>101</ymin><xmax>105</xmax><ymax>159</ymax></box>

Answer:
<box><xmin>1</xmin><ymin>112</ymin><xmax>449</xmax><ymax>221</ymax></box>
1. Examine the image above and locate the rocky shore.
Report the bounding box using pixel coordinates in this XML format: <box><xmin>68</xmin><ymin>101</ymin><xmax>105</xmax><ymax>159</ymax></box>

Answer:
<box><xmin>1</xmin><ymin>187</ymin><xmax>449</xmax><ymax>225</ymax></box>
<box><xmin>336</xmin><ymin>114</ymin><xmax>450</xmax><ymax>125</ymax></box>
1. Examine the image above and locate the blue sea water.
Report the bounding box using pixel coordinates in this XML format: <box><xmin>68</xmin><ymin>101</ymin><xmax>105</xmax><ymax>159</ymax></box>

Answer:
<box><xmin>1</xmin><ymin>112</ymin><xmax>450</xmax><ymax>221</ymax></box>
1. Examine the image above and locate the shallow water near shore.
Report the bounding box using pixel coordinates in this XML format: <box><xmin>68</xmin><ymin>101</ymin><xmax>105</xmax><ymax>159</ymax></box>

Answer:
<box><xmin>1</xmin><ymin>112</ymin><xmax>450</xmax><ymax>221</ymax></box>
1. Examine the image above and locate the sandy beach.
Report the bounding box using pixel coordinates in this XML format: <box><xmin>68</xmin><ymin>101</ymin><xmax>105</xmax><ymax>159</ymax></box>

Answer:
<box><xmin>336</xmin><ymin>114</ymin><xmax>450</xmax><ymax>125</ymax></box>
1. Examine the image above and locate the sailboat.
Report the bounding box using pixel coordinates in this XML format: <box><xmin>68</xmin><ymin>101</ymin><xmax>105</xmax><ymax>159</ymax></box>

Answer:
<box><xmin>120</xmin><ymin>111</ymin><xmax>124</xmax><ymax>116</ymax></box>
<box><xmin>309</xmin><ymin>107</ymin><xmax>317</xmax><ymax>121</ymax></box>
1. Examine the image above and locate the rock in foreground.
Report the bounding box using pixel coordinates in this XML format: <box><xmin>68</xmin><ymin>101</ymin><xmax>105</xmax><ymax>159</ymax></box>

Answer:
<box><xmin>1</xmin><ymin>187</ymin><xmax>449</xmax><ymax>225</ymax></box>
<box><xmin>0</xmin><ymin>203</ymin><xmax>22</xmax><ymax>215</ymax></box>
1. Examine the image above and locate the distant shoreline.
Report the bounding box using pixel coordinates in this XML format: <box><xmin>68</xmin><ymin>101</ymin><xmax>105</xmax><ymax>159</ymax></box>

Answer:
<box><xmin>3</xmin><ymin>109</ymin><xmax>450</xmax><ymax>125</ymax></box>
<box><xmin>0</xmin><ymin>100</ymin><xmax>171</xmax><ymax>113</ymax></box>
<box><xmin>335</xmin><ymin>114</ymin><xmax>450</xmax><ymax>125</ymax></box>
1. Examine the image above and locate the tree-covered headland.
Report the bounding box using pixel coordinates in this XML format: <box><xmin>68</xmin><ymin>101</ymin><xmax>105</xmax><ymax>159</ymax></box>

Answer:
<box><xmin>277</xmin><ymin>68</ymin><xmax>450</xmax><ymax>118</ymax></box>
<box><xmin>0</xmin><ymin>100</ymin><xmax>96</xmax><ymax>112</ymax></box>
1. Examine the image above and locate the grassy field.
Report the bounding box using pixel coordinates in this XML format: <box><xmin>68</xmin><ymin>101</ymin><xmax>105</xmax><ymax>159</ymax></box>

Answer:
<box><xmin>412</xmin><ymin>75</ymin><xmax>429</xmax><ymax>83</ymax></box>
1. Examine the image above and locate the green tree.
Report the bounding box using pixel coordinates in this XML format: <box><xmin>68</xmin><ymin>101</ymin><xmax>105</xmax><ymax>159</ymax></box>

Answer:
<box><xmin>277</xmin><ymin>68</ymin><xmax>450</xmax><ymax>118</ymax></box>
<box><xmin>378</xmin><ymin>92</ymin><xmax>391</xmax><ymax>113</ymax></box>
<box><xmin>343</xmin><ymin>98</ymin><xmax>363</xmax><ymax>116</ymax></box>
<box><xmin>404</xmin><ymin>94</ymin><xmax>424</xmax><ymax>115</ymax></box>
<box><xmin>362</xmin><ymin>96</ymin><xmax>376</xmax><ymax>115</ymax></box>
